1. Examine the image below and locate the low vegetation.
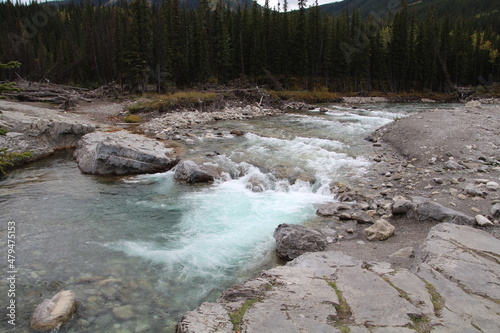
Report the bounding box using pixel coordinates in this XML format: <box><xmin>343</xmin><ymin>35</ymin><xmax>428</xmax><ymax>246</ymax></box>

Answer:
<box><xmin>228</xmin><ymin>297</ymin><xmax>263</xmax><ymax>332</ymax></box>
<box><xmin>0</xmin><ymin>148</ymin><xmax>32</xmax><ymax>176</ymax></box>
<box><xmin>123</xmin><ymin>114</ymin><xmax>142</xmax><ymax>123</ymax></box>
<box><xmin>425</xmin><ymin>282</ymin><xmax>444</xmax><ymax>317</ymax></box>
<box><xmin>127</xmin><ymin>92</ymin><xmax>220</xmax><ymax>114</ymax></box>
<box><xmin>326</xmin><ymin>279</ymin><xmax>353</xmax><ymax>329</ymax></box>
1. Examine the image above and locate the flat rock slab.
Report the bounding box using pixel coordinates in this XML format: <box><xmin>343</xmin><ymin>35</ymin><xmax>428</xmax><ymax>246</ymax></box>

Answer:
<box><xmin>177</xmin><ymin>223</ymin><xmax>500</xmax><ymax>333</ymax></box>
<box><xmin>74</xmin><ymin>130</ymin><xmax>178</xmax><ymax>175</ymax></box>
<box><xmin>0</xmin><ymin>100</ymin><xmax>95</xmax><ymax>162</ymax></box>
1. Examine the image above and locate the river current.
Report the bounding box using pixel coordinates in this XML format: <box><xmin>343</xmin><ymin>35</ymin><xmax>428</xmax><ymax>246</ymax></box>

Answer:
<box><xmin>0</xmin><ymin>103</ymin><xmax>445</xmax><ymax>332</ymax></box>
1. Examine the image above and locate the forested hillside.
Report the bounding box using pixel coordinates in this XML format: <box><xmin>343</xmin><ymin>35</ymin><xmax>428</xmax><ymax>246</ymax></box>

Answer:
<box><xmin>0</xmin><ymin>0</ymin><xmax>498</xmax><ymax>93</ymax></box>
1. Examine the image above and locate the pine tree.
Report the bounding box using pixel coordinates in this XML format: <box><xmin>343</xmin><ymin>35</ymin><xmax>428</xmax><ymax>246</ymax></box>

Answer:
<box><xmin>124</xmin><ymin>0</ymin><xmax>152</xmax><ymax>92</ymax></box>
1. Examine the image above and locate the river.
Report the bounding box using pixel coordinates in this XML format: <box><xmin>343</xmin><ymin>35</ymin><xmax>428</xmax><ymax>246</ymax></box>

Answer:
<box><xmin>0</xmin><ymin>103</ymin><xmax>444</xmax><ymax>332</ymax></box>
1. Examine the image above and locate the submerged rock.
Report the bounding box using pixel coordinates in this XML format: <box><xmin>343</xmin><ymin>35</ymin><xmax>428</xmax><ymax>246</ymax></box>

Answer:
<box><xmin>74</xmin><ymin>131</ymin><xmax>178</xmax><ymax>175</ymax></box>
<box><xmin>273</xmin><ymin>223</ymin><xmax>328</xmax><ymax>261</ymax></box>
<box><xmin>30</xmin><ymin>290</ymin><xmax>76</xmax><ymax>331</ymax></box>
<box><xmin>174</xmin><ymin>160</ymin><xmax>215</xmax><ymax>184</ymax></box>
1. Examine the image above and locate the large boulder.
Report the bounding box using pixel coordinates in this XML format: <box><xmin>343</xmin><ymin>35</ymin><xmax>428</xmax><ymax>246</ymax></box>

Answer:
<box><xmin>30</xmin><ymin>290</ymin><xmax>76</xmax><ymax>331</ymax></box>
<box><xmin>273</xmin><ymin>223</ymin><xmax>328</xmax><ymax>261</ymax></box>
<box><xmin>74</xmin><ymin>131</ymin><xmax>178</xmax><ymax>175</ymax></box>
<box><xmin>174</xmin><ymin>160</ymin><xmax>215</xmax><ymax>184</ymax></box>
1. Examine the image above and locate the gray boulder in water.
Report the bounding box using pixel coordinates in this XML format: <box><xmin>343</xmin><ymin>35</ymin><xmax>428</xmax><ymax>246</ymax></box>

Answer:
<box><xmin>173</xmin><ymin>160</ymin><xmax>215</xmax><ymax>184</ymax></box>
<box><xmin>74</xmin><ymin>131</ymin><xmax>178</xmax><ymax>175</ymax></box>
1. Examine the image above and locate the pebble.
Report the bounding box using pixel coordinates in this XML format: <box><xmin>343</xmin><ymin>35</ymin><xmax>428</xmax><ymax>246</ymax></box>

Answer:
<box><xmin>433</xmin><ymin>178</ymin><xmax>444</xmax><ymax>184</ymax></box>
<box><xmin>486</xmin><ymin>181</ymin><xmax>498</xmax><ymax>191</ymax></box>
<box><xmin>471</xmin><ymin>207</ymin><xmax>481</xmax><ymax>213</ymax></box>
<box><xmin>475</xmin><ymin>215</ymin><xmax>494</xmax><ymax>227</ymax></box>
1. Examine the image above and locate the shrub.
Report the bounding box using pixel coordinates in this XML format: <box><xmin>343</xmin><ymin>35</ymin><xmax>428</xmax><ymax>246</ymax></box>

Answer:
<box><xmin>127</xmin><ymin>91</ymin><xmax>220</xmax><ymax>113</ymax></box>
<box><xmin>0</xmin><ymin>148</ymin><xmax>32</xmax><ymax>176</ymax></box>
<box><xmin>123</xmin><ymin>114</ymin><xmax>142</xmax><ymax>123</ymax></box>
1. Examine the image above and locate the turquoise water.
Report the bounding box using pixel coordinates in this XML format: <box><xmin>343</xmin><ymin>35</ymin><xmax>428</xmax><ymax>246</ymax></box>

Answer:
<box><xmin>0</xmin><ymin>104</ymin><xmax>427</xmax><ymax>332</ymax></box>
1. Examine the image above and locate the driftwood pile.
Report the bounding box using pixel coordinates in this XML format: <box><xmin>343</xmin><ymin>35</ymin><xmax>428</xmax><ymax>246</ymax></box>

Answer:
<box><xmin>1</xmin><ymin>80</ymin><xmax>121</xmax><ymax>110</ymax></box>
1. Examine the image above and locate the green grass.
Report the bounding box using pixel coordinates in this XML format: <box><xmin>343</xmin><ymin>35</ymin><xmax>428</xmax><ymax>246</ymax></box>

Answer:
<box><xmin>228</xmin><ymin>297</ymin><xmax>263</xmax><ymax>332</ymax></box>
<box><xmin>425</xmin><ymin>282</ymin><xmax>444</xmax><ymax>317</ymax></box>
<box><xmin>0</xmin><ymin>126</ymin><xmax>6</xmax><ymax>135</ymax></box>
<box><xmin>326</xmin><ymin>279</ymin><xmax>352</xmax><ymax>325</ymax></box>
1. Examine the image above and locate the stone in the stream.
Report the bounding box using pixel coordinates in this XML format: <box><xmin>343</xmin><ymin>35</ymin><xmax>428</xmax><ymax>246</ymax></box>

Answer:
<box><xmin>74</xmin><ymin>131</ymin><xmax>178</xmax><ymax>175</ymax></box>
<box><xmin>30</xmin><ymin>290</ymin><xmax>76</xmax><ymax>331</ymax></box>
<box><xmin>173</xmin><ymin>160</ymin><xmax>214</xmax><ymax>184</ymax></box>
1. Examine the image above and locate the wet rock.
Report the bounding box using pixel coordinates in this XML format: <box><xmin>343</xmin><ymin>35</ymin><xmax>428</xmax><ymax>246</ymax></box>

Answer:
<box><xmin>74</xmin><ymin>131</ymin><xmax>178</xmax><ymax>175</ymax></box>
<box><xmin>364</xmin><ymin>219</ymin><xmax>395</xmax><ymax>241</ymax></box>
<box><xmin>409</xmin><ymin>196</ymin><xmax>475</xmax><ymax>225</ymax></box>
<box><xmin>392</xmin><ymin>199</ymin><xmax>413</xmax><ymax>214</ymax></box>
<box><xmin>273</xmin><ymin>224</ymin><xmax>328</xmax><ymax>261</ymax></box>
<box><xmin>475</xmin><ymin>215</ymin><xmax>494</xmax><ymax>227</ymax></box>
<box><xmin>230</xmin><ymin>129</ymin><xmax>245</xmax><ymax>136</ymax></box>
<box><xmin>174</xmin><ymin>160</ymin><xmax>214</xmax><ymax>184</ymax></box>
<box><xmin>246</xmin><ymin>176</ymin><xmax>266</xmax><ymax>192</ymax></box>
<box><xmin>30</xmin><ymin>290</ymin><xmax>76</xmax><ymax>331</ymax></box>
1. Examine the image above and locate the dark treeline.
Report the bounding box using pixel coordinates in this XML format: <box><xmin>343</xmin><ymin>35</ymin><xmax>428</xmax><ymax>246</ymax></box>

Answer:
<box><xmin>0</xmin><ymin>0</ymin><xmax>499</xmax><ymax>93</ymax></box>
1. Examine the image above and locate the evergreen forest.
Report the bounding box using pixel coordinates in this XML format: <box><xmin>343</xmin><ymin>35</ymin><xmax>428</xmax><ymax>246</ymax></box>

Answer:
<box><xmin>0</xmin><ymin>0</ymin><xmax>499</xmax><ymax>93</ymax></box>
